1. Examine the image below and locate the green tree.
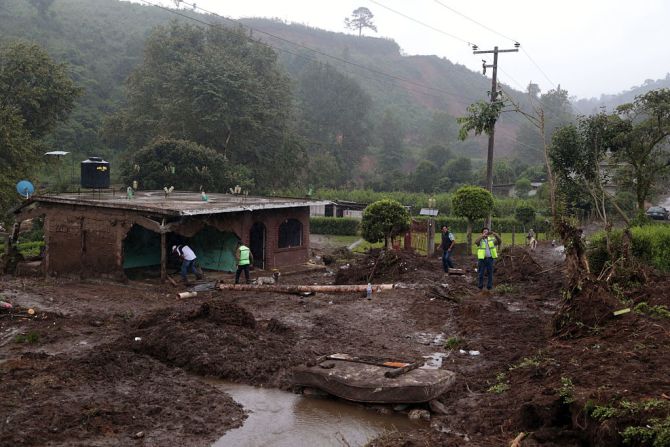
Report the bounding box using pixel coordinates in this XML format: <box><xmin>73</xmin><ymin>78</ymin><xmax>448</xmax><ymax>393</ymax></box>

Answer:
<box><xmin>452</xmin><ymin>185</ymin><xmax>494</xmax><ymax>248</ymax></box>
<box><xmin>550</xmin><ymin>113</ymin><xmax>630</xmax><ymax>228</ymax></box>
<box><xmin>377</xmin><ymin>109</ymin><xmax>405</xmax><ymax>172</ymax></box>
<box><xmin>121</xmin><ymin>138</ymin><xmax>251</xmax><ymax>192</ymax></box>
<box><xmin>442</xmin><ymin>157</ymin><xmax>472</xmax><ymax>188</ymax></box>
<box><xmin>344</xmin><ymin>7</ymin><xmax>377</xmax><ymax>36</ymax></box>
<box><xmin>426</xmin><ymin>111</ymin><xmax>459</xmax><ymax>146</ymax></box>
<box><xmin>457</xmin><ymin>100</ymin><xmax>504</xmax><ymax>140</ymax></box>
<box><xmin>612</xmin><ymin>89</ymin><xmax>670</xmax><ymax>213</ymax></box>
<box><xmin>514</xmin><ymin>204</ymin><xmax>535</xmax><ymax>230</ymax></box>
<box><xmin>424</xmin><ymin>144</ymin><xmax>453</xmax><ymax>169</ymax></box>
<box><xmin>515</xmin><ymin>177</ymin><xmax>532</xmax><ymax>197</ymax></box>
<box><xmin>105</xmin><ymin>22</ymin><xmax>299</xmax><ymax>189</ymax></box>
<box><xmin>0</xmin><ymin>41</ymin><xmax>80</xmax><ymax>218</ymax></box>
<box><xmin>360</xmin><ymin>199</ymin><xmax>410</xmax><ymax>249</ymax></box>
<box><xmin>410</xmin><ymin>160</ymin><xmax>439</xmax><ymax>192</ymax></box>
<box><xmin>296</xmin><ymin>62</ymin><xmax>372</xmax><ymax>183</ymax></box>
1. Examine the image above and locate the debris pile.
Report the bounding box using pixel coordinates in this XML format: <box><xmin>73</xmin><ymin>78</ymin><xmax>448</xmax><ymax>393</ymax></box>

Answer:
<box><xmin>335</xmin><ymin>249</ymin><xmax>439</xmax><ymax>284</ymax></box>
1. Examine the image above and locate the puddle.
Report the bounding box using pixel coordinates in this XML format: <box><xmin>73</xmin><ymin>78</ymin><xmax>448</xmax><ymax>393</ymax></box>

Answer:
<box><xmin>210</xmin><ymin>382</ymin><xmax>421</xmax><ymax>447</ymax></box>
<box><xmin>414</xmin><ymin>332</ymin><xmax>445</xmax><ymax>346</ymax></box>
<box><xmin>422</xmin><ymin>352</ymin><xmax>449</xmax><ymax>369</ymax></box>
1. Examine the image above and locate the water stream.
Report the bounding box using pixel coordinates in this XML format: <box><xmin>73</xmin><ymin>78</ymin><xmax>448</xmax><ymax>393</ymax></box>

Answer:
<box><xmin>210</xmin><ymin>382</ymin><xmax>422</xmax><ymax>447</ymax></box>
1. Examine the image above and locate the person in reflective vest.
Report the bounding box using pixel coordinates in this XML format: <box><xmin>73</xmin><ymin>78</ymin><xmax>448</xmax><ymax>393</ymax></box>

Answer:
<box><xmin>235</xmin><ymin>240</ymin><xmax>254</xmax><ymax>284</ymax></box>
<box><xmin>474</xmin><ymin>227</ymin><xmax>502</xmax><ymax>291</ymax></box>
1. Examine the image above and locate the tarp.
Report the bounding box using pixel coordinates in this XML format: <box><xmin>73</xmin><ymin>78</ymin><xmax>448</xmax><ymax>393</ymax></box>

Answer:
<box><xmin>190</xmin><ymin>226</ymin><xmax>238</xmax><ymax>272</ymax></box>
<box><xmin>122</xmin><ymin>225</ymin><xmax>238</xmax><ymax>272</ymax></box>
<box><xmin>123</xmin><ymin>225</ymin><xmax>161</xmax><ymax>269</ymax></box>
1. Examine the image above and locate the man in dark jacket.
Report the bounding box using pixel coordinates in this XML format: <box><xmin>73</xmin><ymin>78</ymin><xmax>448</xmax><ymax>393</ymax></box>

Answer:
<box><xmin>439</xmin><ymin>225</ymin><xmax>455</xmax><ymax>272</ymax></box>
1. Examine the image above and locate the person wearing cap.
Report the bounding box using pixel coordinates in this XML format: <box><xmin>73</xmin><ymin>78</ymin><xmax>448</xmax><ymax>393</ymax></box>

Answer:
<box><xmin>235</xmin><ymin>240</ymin><xmax>254</xmax><ymax>284</ymax></box>
<box><xmin>172</xmin><ymin>244</ymin><xmax>203</xmax><ymax>284</ymax></box>
<box><xmin>439</xmin><ymin>224</ymin><xmax>456</xmax><ymax>272</ymax></box>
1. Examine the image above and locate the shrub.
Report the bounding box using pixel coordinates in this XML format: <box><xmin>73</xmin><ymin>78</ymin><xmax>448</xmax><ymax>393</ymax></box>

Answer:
<box><xmin>360</xmin><ymin>199</ymin><xmax>410</xmax><ymax>246</ymax></box>
<box><xmin>309</xmin><ymin>217</ymin><xmax>359</xmax><ymax>236</ymax></box>
<box><xmin>588</xmin><ymin>225</ymin><xmax>670</xmax><ymax>272</ymax></box>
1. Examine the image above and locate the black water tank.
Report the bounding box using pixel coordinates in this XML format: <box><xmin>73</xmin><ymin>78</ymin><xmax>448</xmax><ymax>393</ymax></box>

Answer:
<box><xmin>81</xmin><ymin>157</ymin><xmax>110</xmax><ymax>189</ymax></box>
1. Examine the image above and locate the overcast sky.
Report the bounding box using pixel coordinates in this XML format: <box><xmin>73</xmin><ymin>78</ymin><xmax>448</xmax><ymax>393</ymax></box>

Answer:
<box><xmin>135</xmin><ymin>0</ymin><xmax>669</xmax><ymax>99</ymax></box>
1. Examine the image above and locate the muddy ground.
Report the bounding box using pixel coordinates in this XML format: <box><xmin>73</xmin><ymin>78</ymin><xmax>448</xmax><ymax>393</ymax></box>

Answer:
<box><xmin>1</xmin><ymin>241</ymin><xmax>669</xmax><ymax>446</ymax></box>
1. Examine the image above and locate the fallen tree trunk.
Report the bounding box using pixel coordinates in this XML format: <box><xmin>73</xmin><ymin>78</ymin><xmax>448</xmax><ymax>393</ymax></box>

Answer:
<box><xmin>217</xmin><ymin>283</ymin><xmax>395</xmax><ymax>293</ymax></box>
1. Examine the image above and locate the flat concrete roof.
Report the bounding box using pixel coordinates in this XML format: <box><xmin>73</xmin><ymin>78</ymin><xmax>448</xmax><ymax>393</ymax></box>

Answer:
<box><xmin>15</xmin><ymin>191</ymin><xmax>331</xmax><ymax>217</ymax></box>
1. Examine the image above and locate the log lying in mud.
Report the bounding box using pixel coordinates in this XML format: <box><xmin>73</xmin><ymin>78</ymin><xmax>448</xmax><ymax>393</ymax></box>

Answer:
<box><xmin>217</xmin><ymin>283</ymin><xmax>395</xmax><ymax>294</ymax></box>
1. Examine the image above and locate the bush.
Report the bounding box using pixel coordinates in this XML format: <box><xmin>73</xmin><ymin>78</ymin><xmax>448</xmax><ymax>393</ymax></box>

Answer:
<box><xmin>588</xmin><ymin>224</ymin><xmax>670</xmax><ymax>272</ymax></box>
<box><xmin>309</xmin><ymin>217</ymin><xmax>359</xmax><ymax>236</ymax></box>
<box><xmin>361</xmin><ymin>199</ymin><xmax>410</xmax><ymax>245</ymax></box>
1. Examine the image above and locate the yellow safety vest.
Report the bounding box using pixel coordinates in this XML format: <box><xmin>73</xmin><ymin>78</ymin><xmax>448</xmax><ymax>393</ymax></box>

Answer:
<box><xmin>477</xmin><ymin>238</ymin><xmax>497</xmax><ymax>260</ymax></box>
<box><xmin>238</xmin><ymin>246</ymin><xmax>251</xmax><ymax>266</ymax></box>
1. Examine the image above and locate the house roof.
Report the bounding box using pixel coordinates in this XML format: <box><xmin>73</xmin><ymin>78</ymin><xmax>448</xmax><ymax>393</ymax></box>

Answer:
<box><xmin>13</xmin><ymin>191</ymin><xmax>331</xmax><ymax>217</ymax></box>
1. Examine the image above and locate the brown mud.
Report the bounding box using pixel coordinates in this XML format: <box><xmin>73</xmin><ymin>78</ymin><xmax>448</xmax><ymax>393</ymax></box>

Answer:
<box><xmin>1</xmin><ymin>241</ymin><xmax>669</xmax><ymax>446</ymax></box>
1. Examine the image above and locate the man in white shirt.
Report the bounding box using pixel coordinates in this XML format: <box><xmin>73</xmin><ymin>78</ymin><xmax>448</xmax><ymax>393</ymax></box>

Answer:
<box><xmin>172</xmin><ymin>244</ymin><xmax>203</xmax><ymax>284</ymax></box>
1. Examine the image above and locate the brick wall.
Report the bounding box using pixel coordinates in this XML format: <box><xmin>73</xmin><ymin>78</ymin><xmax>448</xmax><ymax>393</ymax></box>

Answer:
<box><xmin>31</xmin><ymin>204</ymin><xmax>312</xmax><ymax>278</ymax></box>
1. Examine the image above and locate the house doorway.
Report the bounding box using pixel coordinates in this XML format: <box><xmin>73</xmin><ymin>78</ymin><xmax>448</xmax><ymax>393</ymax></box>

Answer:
<box><xmin>249</xmin><ymin>222</ymin><xmax>266</xmax><ymax>270</ymax></box>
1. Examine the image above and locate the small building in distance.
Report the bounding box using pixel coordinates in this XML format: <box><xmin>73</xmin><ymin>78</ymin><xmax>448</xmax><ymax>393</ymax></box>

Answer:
<box><xmin>13</xmin><ymin>191</ymin><xmax>328</xmax><ymax>280</ymax></box>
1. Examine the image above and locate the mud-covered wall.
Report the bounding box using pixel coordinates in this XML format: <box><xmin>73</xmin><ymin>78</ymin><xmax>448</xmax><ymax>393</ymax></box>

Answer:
<box><xmin>41</xmin><ymin>205</ymin><xmax>133</xmax><ymax>278</ymax></box>
<box><xmin>19</xmin><ymin>203</ymin><xmax>311</xmax><ymax>278</ymax></box>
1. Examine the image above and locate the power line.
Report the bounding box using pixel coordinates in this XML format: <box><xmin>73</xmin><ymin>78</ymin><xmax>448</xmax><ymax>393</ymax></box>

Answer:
<box><xmin>368</xmin><ymin>0</ymin><xmax>476</xmax><ymax>47</ymax></box>
<box><xmin>432</xmin><ymin>0</ymin><xmax>517</xmax><ymax>43</ymax></box>
<box><xmin>431</xmin><ymin>0</ymin><xmax>558</xmax><ymax>90</ymax></box>
<box><xmin>150</xmin><ymin>0</ymin><xmax>478</xmax><ymax>104</ymax></box>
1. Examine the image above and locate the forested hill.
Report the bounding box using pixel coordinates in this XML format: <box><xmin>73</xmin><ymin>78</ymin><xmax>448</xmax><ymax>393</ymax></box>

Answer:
<box><xmin>0</xmin><ymin>0</ymin><xmax>527</xmax><ymax>157</ymax></box>
<box><xmin>239</xmin><ymin>18</ymin><xmax>494</xmax><ymax>117</ymax></box>
<box><xmin>573</xmin><ymin>75</ymin><xmax>670</xmax><ymax>115</ymax></box>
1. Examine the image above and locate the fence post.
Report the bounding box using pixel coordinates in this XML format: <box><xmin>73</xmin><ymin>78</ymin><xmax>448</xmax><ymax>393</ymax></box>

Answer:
<box><xmin>512</xmin><ymin>226</ymin><xmax>515</xmax><ymax>247</ymax></box>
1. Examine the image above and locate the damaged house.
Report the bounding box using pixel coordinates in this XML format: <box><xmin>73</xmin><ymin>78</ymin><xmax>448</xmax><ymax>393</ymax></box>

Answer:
<box><xmin>12</xmin><ymin>191</ymin><xmax>328</xmax><ymax>281</ymax></box>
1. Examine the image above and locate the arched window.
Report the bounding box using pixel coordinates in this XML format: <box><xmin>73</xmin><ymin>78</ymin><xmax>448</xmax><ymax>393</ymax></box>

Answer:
<box><xmin>278</xmin><ymin>218</ymin><xmax>302</xmax><ymax>248</ymax></box>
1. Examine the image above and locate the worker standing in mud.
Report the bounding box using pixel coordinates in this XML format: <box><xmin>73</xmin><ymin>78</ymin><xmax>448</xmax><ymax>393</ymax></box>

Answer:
<box><xmin>439</xmin><ymin>225</ymin><xmax>456</xmax><ymax>272</ymax></box>
<box><xmin>173</xmin><ymin>244</ymin><xmax>203</xmax><ymax>285</ymax></box>
<box><xmin>474</xmin><ymin>227</ymin><xmax>501</xmax><ymax>291</ymax></box>
<box><xmin>235</xmin><ymin>240</ymin><xmax>253</xmax><ymax>284</ymax></box>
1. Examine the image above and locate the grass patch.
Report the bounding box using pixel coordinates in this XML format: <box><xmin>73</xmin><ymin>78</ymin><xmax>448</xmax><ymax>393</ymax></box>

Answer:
<box><xmin>634</xmin><ymin>302</ymin><xmax>670</xmax><ymax>319</ymax></box>
<box><xmin>495</xmin><ymin>283</ymin><xmax>517</xmax><ymax>294</ymax></box>
<box><xmin>487</xmin><ymin>372</ymin><xmax>510</xmax><ymax>394</ymax></box>
<box><xmin>558</xmin><ymin>376</ymin><xmax>575</xmax><ymax>404</ymax></box>
<box><xmin>622</xmin><ymin>416</ymin><xmax>670</xmax><ymax>446</ymax></box>
<box><xmin>444</xmin><ymin>336</ymin><xmax>465</xmax><ymax>350</ymax></box>
<box><xmin>509</xmin><ymin>355</ymin><xmax>543</xmax><ymax>371</ymax></box>
<box><xmin>15</xmin><ymin>331</ymin><xmax>40</xmax><ymax>344</ymax></box>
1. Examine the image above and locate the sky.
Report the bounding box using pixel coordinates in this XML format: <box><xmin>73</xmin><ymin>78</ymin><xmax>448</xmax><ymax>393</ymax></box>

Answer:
<box><xmin>134</xmin><ymin>0</ymin><xmax>670</xmax><ymax>99</ymax></box>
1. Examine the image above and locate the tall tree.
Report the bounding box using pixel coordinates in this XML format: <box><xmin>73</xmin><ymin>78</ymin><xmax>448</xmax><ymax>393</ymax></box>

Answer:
<box><xmin>296</xmin><ymin>61</ymin><xmax>372</xmax><ymax>184</ymax></box>
<box><xmin>344</xmin><ymin>7</ymin><xmax>377</xmax><ymax>36</ymax></box>
<box><xmin>121</xmin><ymin>138</ymin><xmax>251</xmax><ymax>192</ymax></box>
<box><xmin>0</xmin><ymin>41</ymin><xmax>80</xmax><ymax>218</ymax></box>
<box><xmin>105</xmin><ymin>22</ymin><xmax>300</xmax><ymax>189</ymax></box>
<box><xmin>377</xmin><ymin>109</ymin><xmax>405</xmax><ymax>172</ymax></box>
<box><xmin>612</xmin><ymin>89</ymin><xmax>670</xmax><ymax>213</ymax></box>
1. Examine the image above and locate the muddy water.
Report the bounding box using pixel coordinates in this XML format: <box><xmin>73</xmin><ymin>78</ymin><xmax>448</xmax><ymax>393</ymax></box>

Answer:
<box><xmin>210</xmin><ymin>382</ymin><xmax>422</xmax><ymax>447</ymax></box>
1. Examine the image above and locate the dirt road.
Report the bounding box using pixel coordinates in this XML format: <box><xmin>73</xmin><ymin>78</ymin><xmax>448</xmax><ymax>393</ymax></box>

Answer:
<box><xmin>1</xmin><ymin>242</ymin><xmax>669</xmax><ymax>446</ymax></box>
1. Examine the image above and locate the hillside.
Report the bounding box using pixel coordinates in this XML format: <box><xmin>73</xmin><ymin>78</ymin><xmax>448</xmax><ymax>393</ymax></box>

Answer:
<box><xmin>240</xmin><ymin>17</ymin><xmax>529</xmax><ymax>154</ymax></box>
<box><xmin>573</xmin><ymin>74</ymin><xmax>670</xmax><ymax>114</ymax></box>
<box><xmin>0</xmin><ymin>0</ymin><xmax>532</xmax><ymax>161</ymax></box>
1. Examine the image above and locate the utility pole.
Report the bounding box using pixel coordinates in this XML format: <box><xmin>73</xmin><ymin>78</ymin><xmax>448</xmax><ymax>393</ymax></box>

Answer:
<box><xmin>472</xmin><ymin>44</ymin><xmax>519</xmax><ymax>225</ymax></box>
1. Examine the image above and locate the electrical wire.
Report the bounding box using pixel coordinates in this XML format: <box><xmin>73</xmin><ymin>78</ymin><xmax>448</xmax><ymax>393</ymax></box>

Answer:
<box><xmin>431</xmin><ymin>0</ymin><xmax>558</xmax><ymax>90</ymax></box>
<box><xmin>367</xmin><ymin>0</ymin><xmax>477</xmax><ymax>47</ymax></box>
<box><xmin>140</xmin><ymin>0</ymin><xmax>553</xmax><ymax>159</ymax></box>
<box><xmin>144</xmin><ymin>0</ymin><xmax>477</xmax><ymax>104</ymax></box>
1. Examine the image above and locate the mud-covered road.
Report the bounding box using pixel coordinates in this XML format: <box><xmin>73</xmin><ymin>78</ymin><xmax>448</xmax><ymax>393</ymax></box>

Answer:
<box><xmin>1</xmin><ymin>242</ymin><xmax>669</xmax><ymax>446</ymax></box>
